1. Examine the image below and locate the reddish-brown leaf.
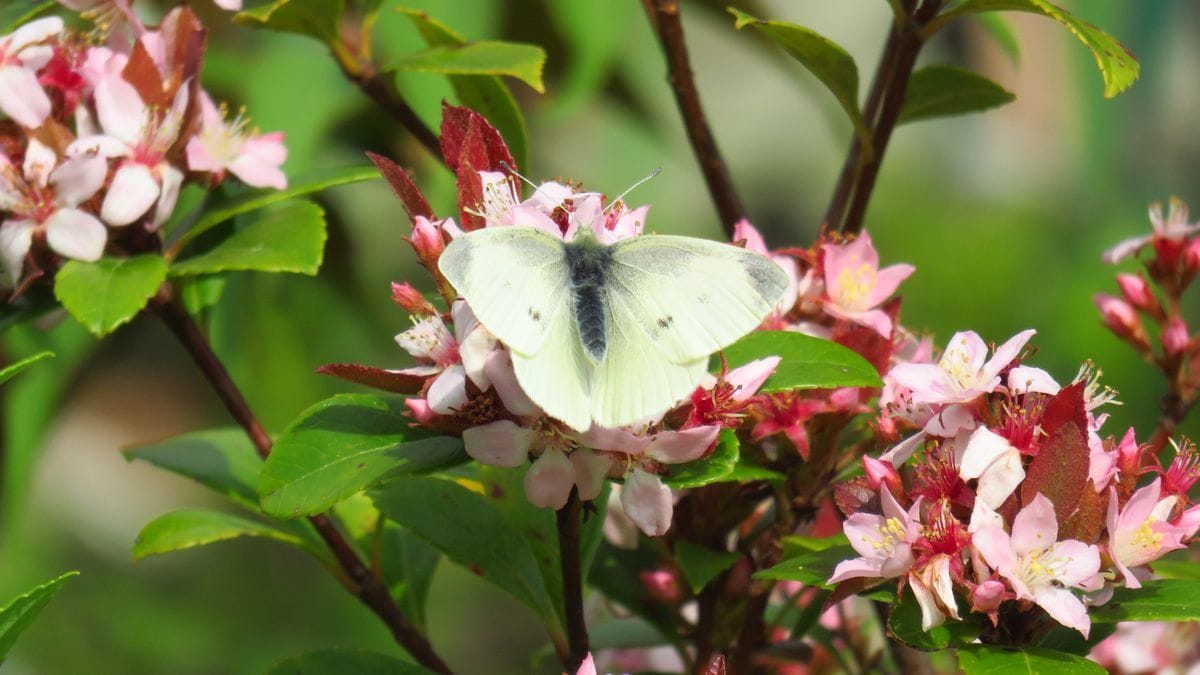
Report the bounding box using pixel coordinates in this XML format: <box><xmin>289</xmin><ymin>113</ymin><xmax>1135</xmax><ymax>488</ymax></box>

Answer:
<box><xmin>365</xmin><ymin>151</ymin><xmax>433</xmax><ymax>222</ymax></box>
<box><xmin>832</xmin><ymin>297</ymin><xmax>900</xmax><ymax>375</ymax></box>
<box><xmin>833</xmin><ymin>476</ymin><xmax>878</xmax><ymax>517</ymax></box>
<box><xmin>315</xmin><ymin>363</ymin><xmax>426</xmax><ymax>394</ymax></box>
<box><xmin>1060</xmin><ymin>480</ymin><xmax>1106</xmax><ymax>544</ymax></box>
<box><xmin>1020</xmin><ymin>420</ymin><xmax>1090</xmax><ymax>524</ymax></box>
<box><xmin>158</xmin><ymin>6</ymin><xmax>207</xmax><ymax>92</ymax></box>
<box><xmin>122</xmin><ymin>40</ymin><xmax>167</xmax><ymax>108</ymax></box>
<box><xmin>1039</xmin><ymin>380</ymin><xmax>1087</xmax><ymax>440</ymax></box>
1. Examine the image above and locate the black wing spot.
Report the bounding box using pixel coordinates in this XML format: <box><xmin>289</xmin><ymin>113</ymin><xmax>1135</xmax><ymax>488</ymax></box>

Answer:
<box><xmin>657</xmin><ymin>316</ymin><xmax>674</xmax><ymax>329</ymax></box>
<box><xmin>528</xmin><ymin>307</ymin><xmax>541</xmax><ymax>322</ymax></box>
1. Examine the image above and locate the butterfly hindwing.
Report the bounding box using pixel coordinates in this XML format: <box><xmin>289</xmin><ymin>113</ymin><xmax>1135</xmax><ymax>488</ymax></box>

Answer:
<box><xmin>606</xmin><ymin>235</ymin><xmax>788</xmax><ymax>364</ymax></box>
<box><xmin>510</xmin><ymin>299</ymin><xmax>595</xmax><ymax>432</ymax></box>
<box><xmin>438</xmin><ymin>227</ymin><xmax>570</xmax><ymax>355</ymax></box>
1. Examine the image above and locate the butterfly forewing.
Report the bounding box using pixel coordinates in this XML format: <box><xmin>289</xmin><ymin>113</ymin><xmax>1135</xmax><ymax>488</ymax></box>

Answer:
<box><xmin>438</xmin><ymin>227</ymin><xmax>571</xmax><ymax>356</ymax></box>
<box><xmin>605</xmin><ymin>235</ymin><xmax>789</xmax><ymax>364</ymax></box>
<box><xmin>510</xmin><ymin>299</ymin><xmax>595</xmax><ymax>432</ymax></box>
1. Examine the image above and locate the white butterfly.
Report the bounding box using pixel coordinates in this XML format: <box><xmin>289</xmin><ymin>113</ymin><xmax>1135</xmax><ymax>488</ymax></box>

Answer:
<box><xmin>438</xmin><ymin>225</ymin><xmax>788</xmax><ymax>432</ymax></box>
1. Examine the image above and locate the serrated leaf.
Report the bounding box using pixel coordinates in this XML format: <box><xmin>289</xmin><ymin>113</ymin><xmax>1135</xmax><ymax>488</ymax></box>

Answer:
<box><xmin>662</xmin><ymin>429</ymin><xmax>738</xmax><ymax>489</ymax></box>
<box><xmin>1091</xmin><ymin>579</ymin><xmax>1200</xmax><ymax>623</ymax></box>
<box><xmin>132</xmin><ymin>508</ymin><xmax>309</xmax><ymax>561</ymax></box>
<box><xmin>370</xmin><ymin>476</ymin><xmax>563</xmax><ymax>631</ymax></box>
<box><xmin>717</xmin><ymin>331</ymin><xmax>882</xmax><ymax>390</ymax></box>
<box><xmin>887</xmin><ymin>587</ymin><xmax>980</xmax><ymax>650</ymax></box>
<box><xmin>675</xmin><ymin>541</ymin><xmax>740</xmax><ymax>594</ymax></box>
<box><xmin>0</xmin><ymin>351</ymin><xmax>52</xmax><ymax>386</ymax></box>
<box><xmin>729</xmin><ymin>8</ymin><xmax>870</xmax><ymax>151</ymax></box>
<box><xmin>398</xmin><ymin>8</ymin><xmax>529</xmax><ymax>170</ymax></box>
<box><xmin>235</xmin><ymin>0</ymin><xmax>344</xmax><ymax>44</ymax></box>
<box><xmin>171</xmin><ymin>200</ymin><xmax>327</xmax><ymax>277</ymax></box>
<box><xmin>956</xmin><ymin>644</ymin><xmax>1106</xmax><ymax>674</ymax></box>
<box><xmin>174</xmin><ymin>165</ymin><xmax>378</xmax><ymax>251</ymax></box>
<box><xmin>754</xmin><ymin>546</ymin><xmax>854</xmax><ymax>587</ymax></box>
<box><xmin>899</xmin><ymin>65</ymin><xmax>1015</xmax><ymax>124</ymax></box>
<box><xmin>394</xmin><ymin>42</ymin><xmax>545</xmax><ymax>94</ymax></box>
<box><xmin>0</xmin><ymin>0</ymin><xmax>56</xmax><ymax>34</ymax></box>
<box><xmin>0</xmin><ymin>571</ymin><xmax>77</xmax><ymax>660</ymax></box>
<box><xmin>54</xmin><ymin>255</ymin><xmax>168</xmax><ymax>337</ymax></box>
<box><xmin>266</xmin><ymin>648</ymin><xmax>435</xmax><ymax>675</ymax></box>
<box><xmin>259</xmin><ymin>394</ymin><xmax>468</xmax><ymax>518</ymax></box>
<box><xmin>933</xmin><ymin>0</ymin><xmax>1138</xmax><ymax>98</ymax></box>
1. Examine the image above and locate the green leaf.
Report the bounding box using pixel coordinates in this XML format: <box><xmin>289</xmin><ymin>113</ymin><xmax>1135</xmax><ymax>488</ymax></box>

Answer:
<box><xmin>753</xmin><ymin>545</ymin><xmax>855</xmax><ymax>587</ymax></box>
<box><xmin>0</xmin><ymin>286</ymin><xmax>57</xmax><ymax>334</ymax></box>
<box><xmin>718</xmin><ymin>331</ymin><xmax>883</xmax><ymax>390</ymax></box>
<box><xmin>976</xmin><ymin>13</ymin><xmax>1021</xmax><ymax>65</ymax></box>
<box><xmin>1091</xmin><ymin>579</ymin><xmax>1200</xmax><ymax>623</ymax></box>
<box><xmin>781</xmin><ymin>533</ymin><xmax>850</xmax><ymax>559</ymax></box>
<box><xmin>266</xmin><ymin>648</ymin><xmax>435</xmax><ymax>675</ymax></box>
<box><xmin>589</xmin><ymin>539</ymin><xmax>677</xmax><ymax>640</ymax></box>
<box><xmin>675</xmin><ymin>541</ymin><xmax>740</xmax><ymax>594</ymax></box>
<box><xmin>54</xmin><ymin>255</ymin><xmax>168</xmax><ymax>337</ymax></box>
<box><xmin>899</xmin><ymin>65</ymin><xmax>1015</xmax><ymax>124</ymax></box>
<box><xmin>132</xmin><ymin>509</ymin><xmax>310</xmax><ymax>561</ymax></box>
<box><xmin>729</xmin><ymin>9</ymin><xmax>871</xmax><ymax>152</ymax></box>
<box><xmin>179</xmin><ymin>275</ymin><xmax>228</xmax><ymax>316</ymax></box>
<box><xmin>394</xmin><ymin>42</ymin><xmax>545</xmax><ymax>94</ymax></box>
<box><xmin>1145</xmin><ymin>558</ymin><xmax>1200</xmax><ymax>580</ymax></box>
<box><xmin>887</xmin><ymin>587</ymin><xmax>979</xmax><ymax>650</ymax></box>
<box><xmin>932</xmin><ymin>0</ymin><xmax>1139</xmax><ymax>98</ymax></box>
<box><xmin>370</xmin><ymin>476</ymin><xmax>563</xmax><ymax>630</ymax></box>
<box><xmin>0</xmin><ymin>571</ymin><xmax>78</xmax><ymax>660</ymax></box>
<box><xmin>174</xmin><ymin>165</ymin><xmax>378</xmax><ymax>251</ymax></box>
<box><xmin>235</xmin><ymin>0</ymin><xmax>345</xmax><ymax>45</ymax></box>
<box><xmin>171</xmin><ymin>200</ymin><xmax>327</xmax><ymax>277</ymax></box>
<box><xmin>124</xmin><ymin>429</ymin><xmax>264</xmax><ymax>511</ymax></box>
<box><xmin>0</xmin><ymin>351</ymin><xmax>52</xmax><ymax>386</ymax></box>
<box><xmin>379</xmin><ymin>526</ymin><xmax>440</xmax><ymax>632</ymax></box>
<box><xmin>259</xmin><ymin>394</ymin><xmax>468</xmax><ymax>519</ymax></box>
<box><xmin>956</xmin><ymin>644</ymin><xmax>1106</xmax><ymax>674</ymax></box>
<box><xmin>1037</xmin><ymin>622</ymin><xmax>1116</xmax><ymax>657</ymax></box>
<box><xmin>398</xmin><ymin>7</ymin><xmax>529</xmax><ymax>170</ymax></box>
<box><xmin>662</xmin><ymin>429</ymin><xmax>739</xmax><ymax>489</ymax></box>
<box><xmin>0</xmin><ymin>0</ymin><xmax>56</xmax><ymax>34</ymax></box>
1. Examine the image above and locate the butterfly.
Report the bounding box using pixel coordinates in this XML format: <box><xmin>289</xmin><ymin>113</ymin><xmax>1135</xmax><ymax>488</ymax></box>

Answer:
<box><xmin>438</xmin><ymin>225</ymin><xmax>788</xmax><ymax>432</ymax></box>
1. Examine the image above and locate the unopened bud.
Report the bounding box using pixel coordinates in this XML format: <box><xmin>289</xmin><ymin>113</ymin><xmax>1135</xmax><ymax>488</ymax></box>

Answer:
<box><xmin>1094</xmin><ymin>294</ymin><xmax>1148</xmax><ymax>348</ymax></box>
<box><xmin>1115</xmin><ymin>273</ymin><xmax>1154</xmax><ymax>311</ymax></box>
<box><xmin>1115</xmin><ymin>427</ymin><xmax>1143</xmax><ymax>476</ymax></box>
<box><xmin>1186</xmin><ymin>237</ymin><xmax>1200</xmax><ymax>271</ymax></box>
<box><xmin>409</xmin><ymin>215</ymin><xmax>446</xmax><ymax>261</ymax></box>
<box><xmin>971</xmin><ymin>580</ymin><xmax>1005</xmax><ymax>613</ymax></box>
<box><xmin>1163</xmin><ymin>317</ymin><xmax>1189</xmax><ymax>357</ymax></box>
<box><xmin>639</xmin><ymin>568</ymin><xmax>681</xmax><ymax>604</ymax></box>
<box><xmin>862</xmin><ymin>455</ymin><xmax>901</xmax><ymax>493</ymax></box>
<box><xmin>390</xmin><ymin>281</ymin><xmax>436</xmax><ymax>315</ymax></box>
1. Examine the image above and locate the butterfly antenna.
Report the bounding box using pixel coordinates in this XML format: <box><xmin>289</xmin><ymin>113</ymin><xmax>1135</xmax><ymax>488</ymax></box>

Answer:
<box><xmin>605</xmin><ymin>167</ymin><xmax>662</xmax><ymax>214</ymax></box>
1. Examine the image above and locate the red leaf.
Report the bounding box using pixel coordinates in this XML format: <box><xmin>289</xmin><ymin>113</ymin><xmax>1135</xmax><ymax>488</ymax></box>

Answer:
<box><xmin>833</xmin><ymin>476</ymin><xmax>878</xmax><ymax>517</ymax></box>
<box><xmin>365</xmin><ymin>151</ymin><xmax>433</xmax><ymax>223</ymax></box>
<box><xmin>1060</xmin><ymin>480</ymin><xmax>1105</xmax><ymax>544</ymax></box>
<box><xmin>122</xmin><ymin>40</ymin><xmax>167</xmax><ymax>108</ymax></box>
<box><xmin>440</xmin><ymin>103</ymin><xmax>516</xmax><ymax>231</ymax></box>
<box><xmin>315</xmin><ymin>363</ymin><xmax>426</xmax><ymax>394</ymax></box>
<box><xmin>1020</xmin><ymin>420</ymin><xmax>1090</xmax><ymax>524</ymax></box>
<box><xmin>1039</xmin><ymin>380</ymin><xmax>1087</xmax><ymax>440</ymax></box>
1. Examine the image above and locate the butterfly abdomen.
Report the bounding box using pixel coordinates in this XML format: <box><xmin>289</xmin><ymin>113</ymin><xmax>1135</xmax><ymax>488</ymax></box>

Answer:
<box><xmin>565</xmin><ymin>240</ymin><xmax>613</xmax><ymax>362</ymax></box>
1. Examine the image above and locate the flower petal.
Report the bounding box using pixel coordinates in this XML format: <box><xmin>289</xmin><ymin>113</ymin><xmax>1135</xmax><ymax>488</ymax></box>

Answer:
<box><xmin>45</xmin><ymin>208</ymin><xmax>106</xmax><ymax>261</ymax></box>
<box><xmin>101</xmin><ymin>163</ymin><xmax>159</xmax><ymax>226</ymax></box>
<box><xmin>621</xmin><ymin>469</ymin><xmax>673</xmax><ymax>536</ymax></box>
<box><xmin>0</xmin><ymin>219</ymin><xmax>35</xmax><ymax>283</ymax></box>
<box><xmin>94</xmin><ymin>73</ymin><xmax>146</xmax><ymax>145</ymax></box>
<box><xmin>51</xmin><ymin>154</ymin><xmax>107</xmax><ymax>206</ymax></box>
<box><xmin>1011</xmin><ymin>493</ymin><xmax>1058</xmax><ymax>556</ymax></box>
<box><xmin>524</xmin><ymin>449</ymin><xmax>575</xmax><ymax>510</ymax></box>
<box><xmin>1033</xmin><ymin>585</ymin><xmax>1091</xmax><ymax>637</ymax></box>
<box><xmin>644</xmin><ymin>425</ymin><xmax>719</xmax><ymax>464</ymax></box>
<box><xmin>569</xmin><ymin>448</ymin><xmax>612</xmax><ymax>501</ymax></box>
<box><xmin>427</xmin><ymin>365</ymin><xmax>468</xmax><ymax>414</ymax></box>
<box><xmin>0</xmin><ymin>65</ymin><xmax>51</xmax><ymax>128</ymax></box>
<box><xmin>463</xmin><ymin>420</ymin><xmax>532</xmax><ymax>468</ymax></box>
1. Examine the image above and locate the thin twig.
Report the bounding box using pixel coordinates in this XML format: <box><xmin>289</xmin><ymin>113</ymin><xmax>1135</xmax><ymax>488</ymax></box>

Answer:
<box><xmin>644</xmin><ymin>0</ymin><xmax>745</xmax><ymax>237</ymax></box>
<box><xmin>557</xmin><ymin>488</ymin><xmax>589</xmax><ymax>672</ymax></box>
<box><xmin>150</xmin><ymin>285</ymin><xmax>454</xmax><ymax>675</ymax></box>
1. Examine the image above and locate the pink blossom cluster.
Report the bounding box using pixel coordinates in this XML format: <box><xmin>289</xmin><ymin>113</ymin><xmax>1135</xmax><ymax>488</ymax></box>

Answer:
<box><xmin>1089</xmin><ymin>620</ymin><xmax>1200</xmax><ymax>673</ymax></box>
<box><xmin>828</xmin><ymin>324</ymin><xmax>1200</xmax><ymax>637</ymax></box>
<box><xmin>346</xmin><ymin>159</ymin><xmax>922</xmax><ymax>537</ymax></box>
<box><xmin>0</xmin><ymin>6</ymin><xmax>285</xmax><ymax>290</ymax></box>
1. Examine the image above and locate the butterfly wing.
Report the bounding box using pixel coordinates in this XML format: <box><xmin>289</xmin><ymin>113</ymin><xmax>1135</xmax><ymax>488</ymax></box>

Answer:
<box><xmin>511</xmin><ymin>300</ymin><xmax>596</xmax><ymax>432</ymax></box>
<box><xmin>438</xmin><ymin>227</ymin><xmax>571</xmax><ymax>355</ymax></box>
<box><xmin>605</xmin><ymin>235</ymin><xmax>789</xmax><ymax>364</ymax></box>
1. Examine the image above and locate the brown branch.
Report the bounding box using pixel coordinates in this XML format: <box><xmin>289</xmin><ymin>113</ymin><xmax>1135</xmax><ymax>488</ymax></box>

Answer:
<box><xmin>557</xmin><ymin>488</ymin><xmax>589</xmax><ymax>672</ymax></box>
<box><xmin>150</xmin><ymin>285</ymin><xmax>454</xmax><ymax>675</ymax></box>
<box><xmin>644</xmin><ymin>0</ymin><xmax>745</xmax><ymax>237</ymax></box>
<box><xmin>333</xmin><ymin>49</ymin><xmax>444</xmax><ymax>165</ymax></box>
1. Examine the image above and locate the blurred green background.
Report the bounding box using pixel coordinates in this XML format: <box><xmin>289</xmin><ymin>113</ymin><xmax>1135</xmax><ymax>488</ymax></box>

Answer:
<box><xmin>2</xmin><ymin>0</ymin><xmax>1198</xmax><ymax>673</ymax></box>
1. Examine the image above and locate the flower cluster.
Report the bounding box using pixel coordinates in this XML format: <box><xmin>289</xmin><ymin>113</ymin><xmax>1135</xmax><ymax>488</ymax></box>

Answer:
<box><xmin>827</xmin><ymin>324</ymin><xmax>1200</xmax><ymax>637</ymax></box>
<box><xmin>0</xmin><ymin>6</ymin><xmax>285</xmax><ymax>289</ymax></box>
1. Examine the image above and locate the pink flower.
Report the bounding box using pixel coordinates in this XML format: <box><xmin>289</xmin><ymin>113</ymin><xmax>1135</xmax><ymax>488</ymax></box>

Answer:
<box><xmin>475</xmin><ymin>170</ymin><xmax>645</xmax><ymax>243</ymax></box>
<box><xmin>909</xmin><ymin>553</ymin><xmax>959</xmax><ymax>630</ymax></box>
<box><xmin>621</xmin><ymin>468</ymin><xmax>673</xmax><ymax>536</ymax></box>
<box><xmin>1115</xmin><ymin>273</ymin><xmax>1154</xmax><ymax>310</ymax></box>
<box><xmin>1162</xmin><ymin>317</ymin><xmax>1189</xmax><ymax>357</ymax></box>
<box><xmin>1103</xmin><ymin>197</ymin><xmax>1200</xmax><ymax>264</ymax></box>
<box><xmin>1106</xmin><ymin>479</ymin><xmax>1188</xmax><ymax>588</ymax></box>
<box><xmin>958</xmin><ymin>427</ymin><xmax>1024</xmax><ymax>509</ymax></box>
<box><xmin>0</xmin><ymin>18</ymin><xmax>62</xmax><ymax>128</ymax></box>
<box><xmin>973</xmin><ymin>494</ymin><xmax>1101</xmax><ymax>636</ymax></box>
<box><xmin>186</xmin><ymin>91</ymin><xmax>287</xmax><ymax>189</ymax></box>
<box><xmin>821</xmin><ymin>230</ymin><xmax>914</xmax><ymax>337</ymax></box>
<box><xmin>888</xmin><ymin>329</ymin><xmax>1036</xmax><ymax>406</ymax></box>
<box><xmin>574</xmin><ymin>653</ymin><xmax>596</xmax><ymax>675</ymax></box>
<box><xmin>67</xmin><ymin>71</ymin><xmax>188</xmax><ymax>227</ymax></box>
<box><xmin>0</xmin><ymin>140</ymin><xmax>108</xmax><ymax>281</ymax></box>
<box><xmin>828</xmin><ymin>486</ymin><xmax>922</xmax><ymax>584</ymax></box>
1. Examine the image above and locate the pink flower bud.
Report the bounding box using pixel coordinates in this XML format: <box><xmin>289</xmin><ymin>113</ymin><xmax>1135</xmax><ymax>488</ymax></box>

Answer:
<box><xmin>639</xmin><ymin>568</ymin><xmax>681</xmax><ymax>603</ymax></box>
<box><xmin>390</xmin><ymin>281</ymin><xmax>436</xmax><ymax>315</ymax></box>
<box><xmin>404</xmin><ymin>397</ymin><xmax>436</xmax><ymax>424</ymax></box>
<box><xmin>409</xmin><ymin>215</ymin><xmax>446</xmax><ymax>261</ymax></box>
<box><xmin>862</xmin><ymin>455</ymin><xmax>900</xmax><ymax>493</ymax></box>
<box><xmin>971</xmin><ymin>580</ymin><xmax>1005</xmax><ymax>613</ymax></box>
<box><xmin>1163</xmin><ymin>317</ymin><xmax>1189</xmax><ymax>357</ymax></box>
<box><xmin>1094</xmin><ymin>293</ymin><xmax>1148</xmax><ymax>347</ymax></box>
<box><xmin>1115</xmin><ymin>427</ymin><xmax>1143</xmax><ymax>477</ymax></box>
<box><xmin>1186</xmin><ymin>237</ymin><xmax>1200</xmax><ymax>271</ymax></box>
<box><xmin>1115</xmin><ymin>273</ymin><xmax>1154</xmax><ymax>310</ymax></box>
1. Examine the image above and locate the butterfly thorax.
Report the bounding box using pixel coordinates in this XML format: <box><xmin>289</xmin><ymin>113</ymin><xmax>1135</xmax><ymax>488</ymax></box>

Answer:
<box><xmin>563</xmin><ymin>235</ymin><xmax>613</xmax><ymax>362</ymax></box>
